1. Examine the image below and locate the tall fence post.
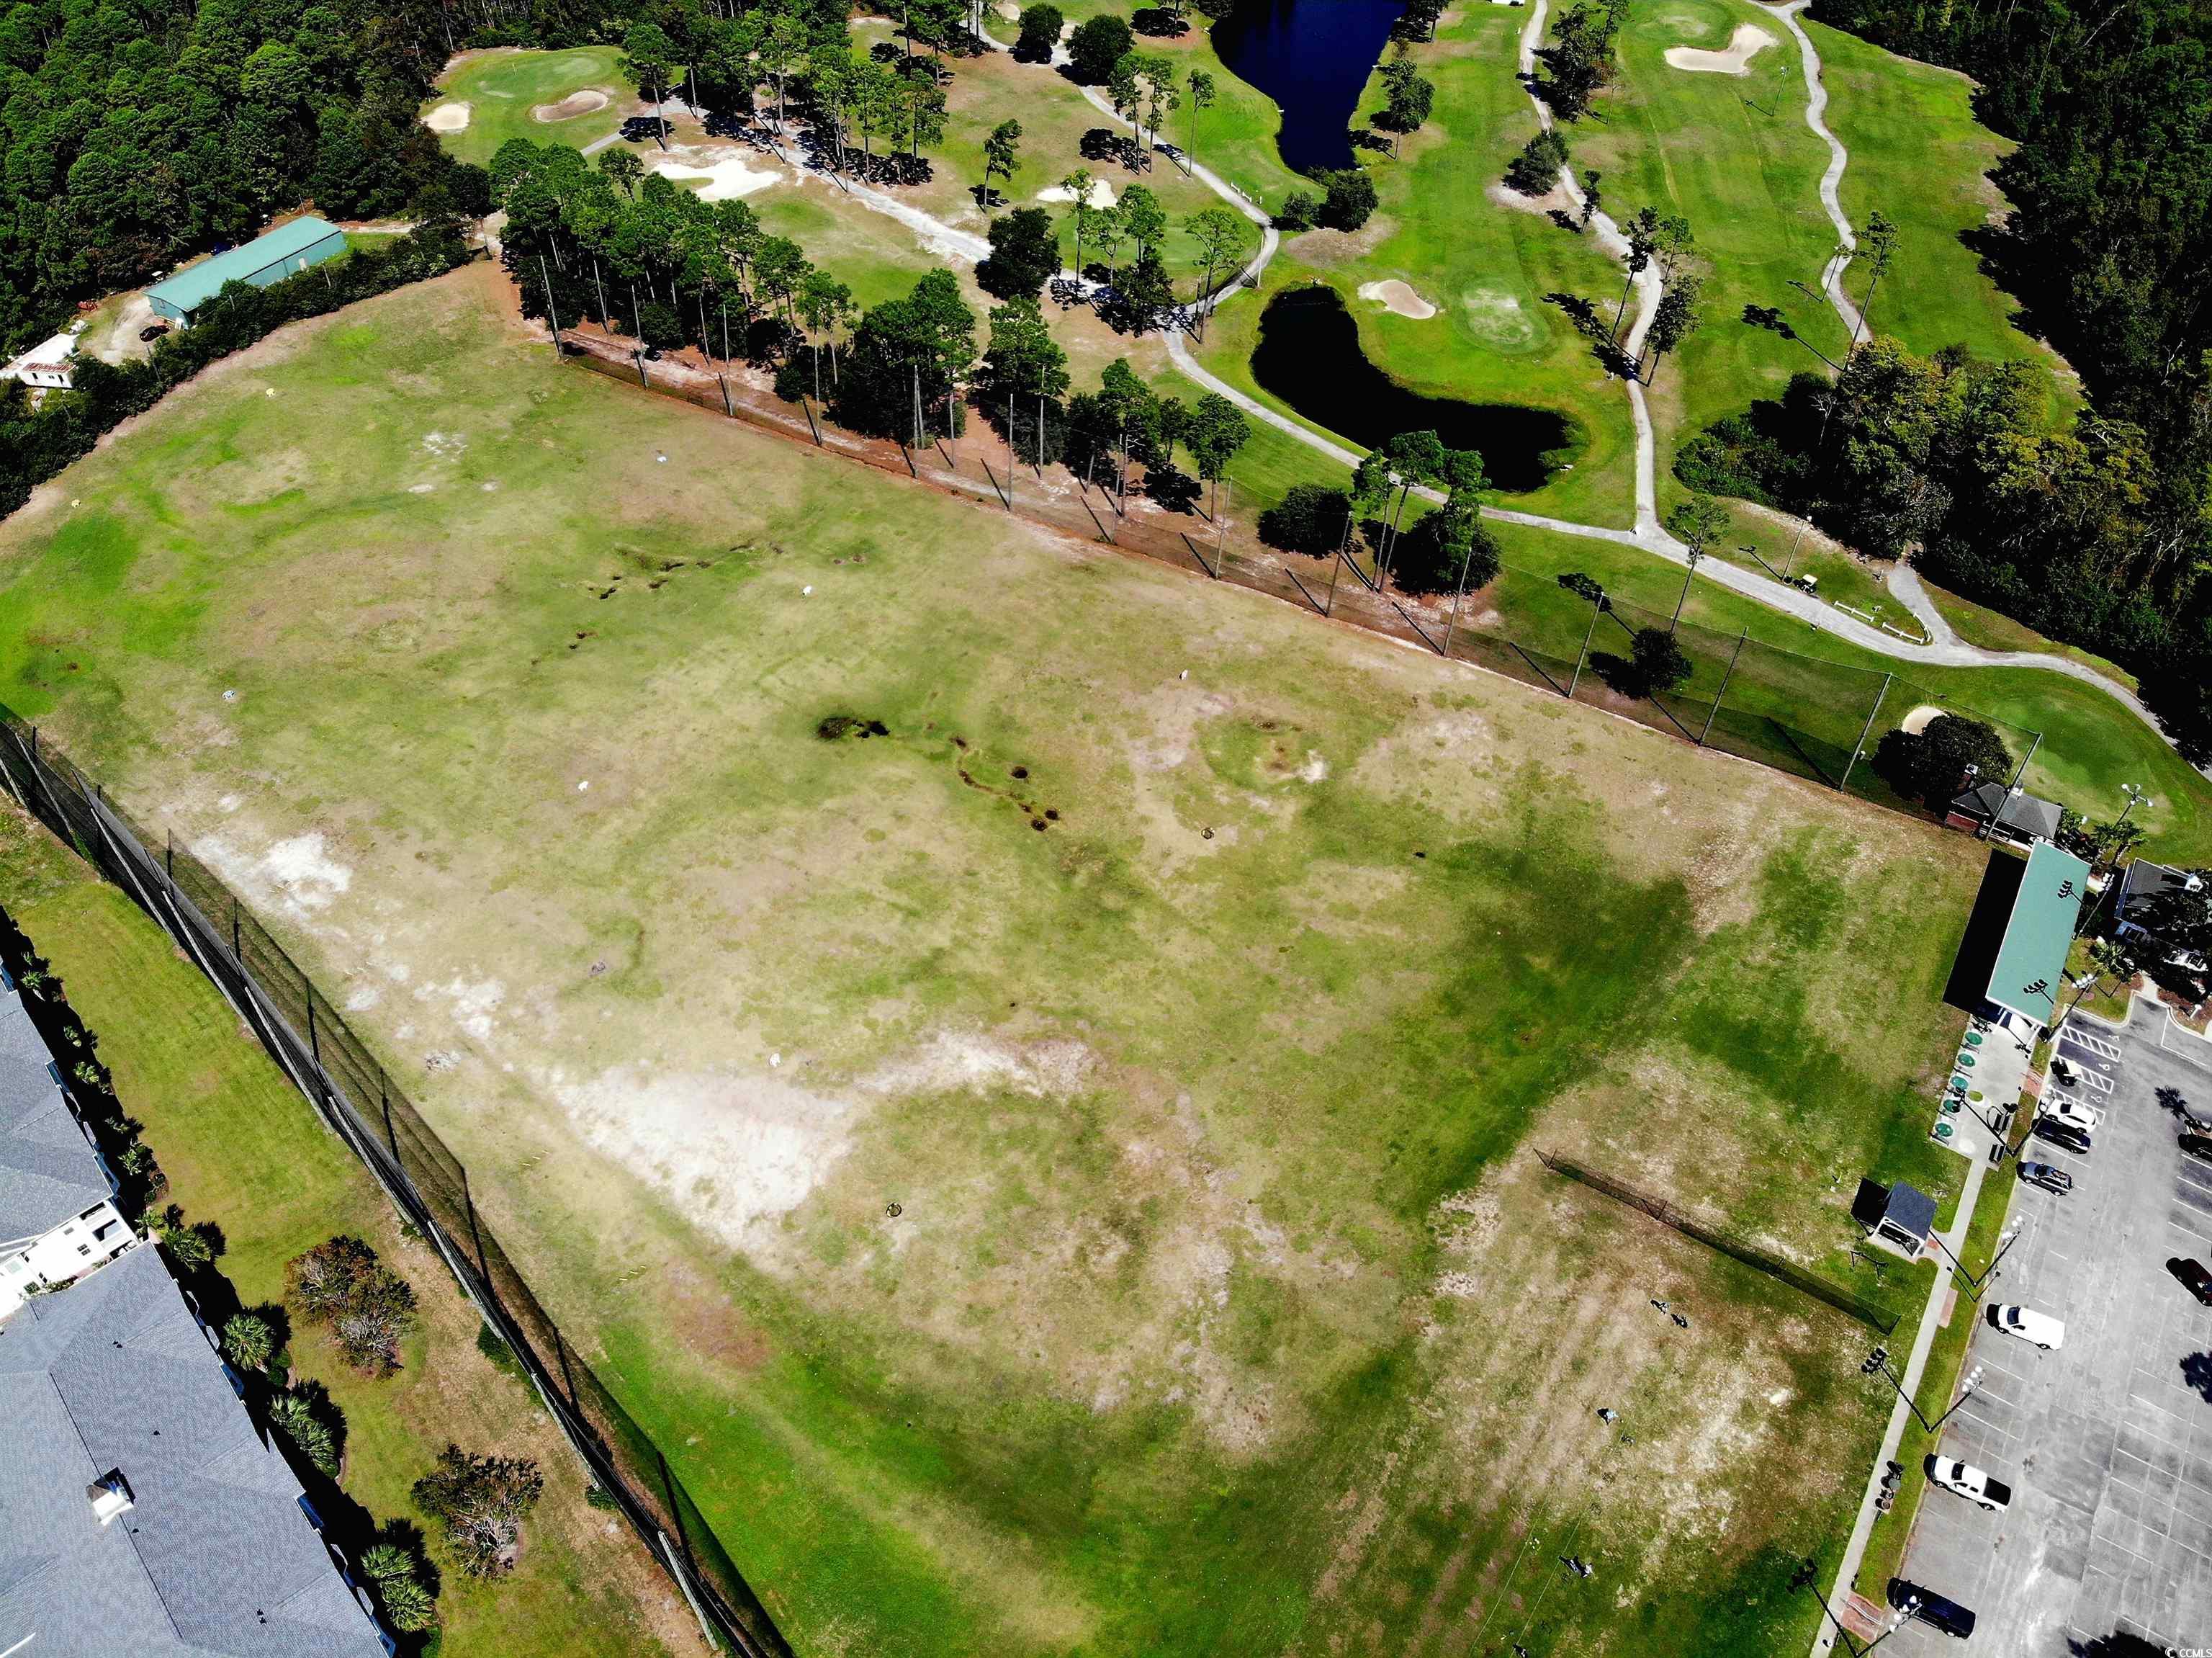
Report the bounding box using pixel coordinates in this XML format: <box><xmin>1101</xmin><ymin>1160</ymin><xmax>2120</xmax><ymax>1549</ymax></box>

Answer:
<box><xmin>1567</xmin><ymin>600</ymin><xmax>1604</xmax><ymax>699</ymax></box>
<box><xmin>460</xmin><ymin>1167</ymin><xmax>493</xmax><ymax>1285</ymax></box>
<box><xmin>1699</xmin><ymin>629</ymin><xmax>1748</xmax><ymax>745</ymax></box>
<box><xmin>1839</xmin><ymin>671</ymin><xmax>1893</xmax><ymax>794</ymax></box>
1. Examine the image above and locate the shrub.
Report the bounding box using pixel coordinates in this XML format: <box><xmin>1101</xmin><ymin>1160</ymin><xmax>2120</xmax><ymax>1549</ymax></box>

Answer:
<box><xmin>287</xmin><ymin>1235</ymin><xmax>419</xmax><ymax>1378</ymax></box>
<box><xmin>1276</xmin><ymin>189</ymin><xmax>1321</xmax><ymax>230</ymax></box>
<box><xmin>1014</xmin><ymin>2</ymin><xmax>1063</xmax><ymax>59</ymax></box>
<box><xmin>379</xmin><ymin>1574</ymin><xmax>438</xmax><ymax>1633</ymax></box>
<box><xmin>222</xmin><ymin>1313</ymin><xmax>275</xmax><ymax>1371</ymax></box>
<box><xmin>637</xmin><ymin>300</ymin><xmax>685</xmax><ymax>349</ymax></box>
<box><xmin>1316</xmin><ymin>169</ymin><xmax>1378</xmax><ymax>231</ymax></box>
<box><xmin>1871</xmin><ymin>714</ymin><xmax>2012</xmax><ymax>810</ymax></box>
<box><xmin>1130</xmin><ymin>6</ymin><xmax>1187</xmax><ymax>35</ymax></box>
<box><xmin>150</xmin><ymin>1204</ymin><xmax>215</xmax><ymax>1270</ymax></box>
<box><xmin>1593</xmin><ymin>628</ymin><xmax>1693</xmax><ymax>699</ymax></box>
<box><xmin>1391</xmin><ymin>518</ymin><xmax>1503</xmax><ymax>596</ymax></box>
<box><xmin>1257</xmin><ymin>483</ymin><xmax>1353</xmax><ymax>556</ymax></box>
<box><xmin>976</xmin><ymin>207</ymin><xmax>1060</xmax><ymax>300</ymax></box>
<box><xmin>1504</xmin><ymin>129</ymin><xmax>1569</xmax><ymax>195</ymax></box>
<box><xmin>269</xmin><ymin>1388</ymin><xmax>342</xmax><ymax>1477</ymax></box>
<box><xmin>1066</xmin><ymin>13</ymin><xmax>1133</xmax><ymax>81</ymax></box>
<box><xmin>413</xmin><ymin>1446</ymin><xmax>546</xmax><ymax>1578</ymax></box>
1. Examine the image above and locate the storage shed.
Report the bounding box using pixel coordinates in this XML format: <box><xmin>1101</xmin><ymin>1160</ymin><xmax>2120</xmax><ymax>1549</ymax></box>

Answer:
<box><xmin>146</xmin><ymin>217</ymin><xmax>348</xmax><ymax>325</ymax></box>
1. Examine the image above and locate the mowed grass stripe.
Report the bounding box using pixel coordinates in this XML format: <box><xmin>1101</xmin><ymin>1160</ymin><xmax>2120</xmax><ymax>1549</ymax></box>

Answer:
<box><xmin>0</xmin><ymin>272</ymin><xmax>2015</xmax><ymax>1656</ymax></box>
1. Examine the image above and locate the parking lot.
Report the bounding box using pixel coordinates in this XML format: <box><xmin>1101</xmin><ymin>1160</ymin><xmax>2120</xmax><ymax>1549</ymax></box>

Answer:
<box><xmin>1890</xmin><ymin>1000</ymin><xmax>2212</xmax><ymax>1652</ymax></box>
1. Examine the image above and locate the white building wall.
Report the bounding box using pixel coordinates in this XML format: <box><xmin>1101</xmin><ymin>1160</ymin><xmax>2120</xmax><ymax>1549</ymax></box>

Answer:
<box><xmin>0</xmin><ymin>1198</ymin><xmax>134</xmax><ymax>1318</ymax></box>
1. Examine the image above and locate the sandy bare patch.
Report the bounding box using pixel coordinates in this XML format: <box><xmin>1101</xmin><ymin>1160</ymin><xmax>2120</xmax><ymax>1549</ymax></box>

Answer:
<box><xmin>1899</xmin><ymin>703</ymin><xmax>1946</xmax><ymax>735</ymax></box>
<box><xmin>1035</xmin><ymin>179</ymin><xmax>1117</xmax><ymax>208</ymax></box>
<box><xmin>197</xmin><ymin>830</ymin><xmax>354</xmax><ymax>920</ymax></box>
<box><xmin>423</xmin><ymin>101</ymin><xmax>471</xmax><ymax>133</ymax></box>
<box><xmin>531</xmin><ymin>87</ymin><xmax>610</xmax><ymax>122</ymax></box>
<box><xmin>1357</xmin><ymin>279</ymin><xmax>1436</xmax><ymax>320</ymax></box>
<box><xmin>558</xmin><ymin>1064</ymin><xmax>859</xmax><ymax>1248</ymax></box>
<box><xmin>647</xmin><ymin>144</ymin><xmax>784</xmax><ymax>201</ymax></box>
<box><xmin>1664</xmin><ymin>22</ymin><xmax>1776</xmax><ymax>74</ymax></box>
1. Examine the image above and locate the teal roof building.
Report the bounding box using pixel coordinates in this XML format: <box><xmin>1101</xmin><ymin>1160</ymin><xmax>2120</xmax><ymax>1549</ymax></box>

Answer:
<box><xmin>1985</xmin><ymin>839</ymin><xmax>2092</xmax><ymax>1029</ymax></box>
<box><xmin>147</xmin><ymin>217</ymin><xmax>348</xmax><ymax>324</ymax></box>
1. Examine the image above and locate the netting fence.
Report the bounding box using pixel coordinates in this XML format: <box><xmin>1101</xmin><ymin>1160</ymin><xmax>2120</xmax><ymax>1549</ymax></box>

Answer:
<box><xmin>0</xmin><ymin>714</ymin><xmax>788</xmax><ymax>1658</ymax></box>
<box><xmin>564</xmin><ymin>333</ymin><xmax>2042</xmax><ymax>823</ymax></box>
<box><xmin>1536</xmin><ymin>1150</ymin><xmax>1901</xmax><ymax>1335</ymax></box>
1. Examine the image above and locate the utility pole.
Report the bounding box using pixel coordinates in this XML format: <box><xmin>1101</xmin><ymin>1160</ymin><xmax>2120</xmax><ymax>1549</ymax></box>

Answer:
<box><xmin>536</xmin><ymin>256</ymin><xmax>562</xmax><ymax>352</ymax></box>
<box><xmin>1699</xmin><ymin>629</ymin><xmax>1748</xmax><ymax>745</ymax></box>
<box><xmin>1861</xmin><ymin>1344</ymin><xmax>1983</xmax><ymax>1434</ymax></box>
<box><xmin>1926</xmin><ymin>1219</ymin><xmax>2023</xmax><ymax>1303</ymax></box>
<box><xmin>1567</xmin><ymin>596</ymin><xmax>1605</xmax><ymax>699</ymax></box>
<box><xmin>1839</xmin><ymin>673</ymin><xmax>1892</xmax><ymax>794</ymax></box>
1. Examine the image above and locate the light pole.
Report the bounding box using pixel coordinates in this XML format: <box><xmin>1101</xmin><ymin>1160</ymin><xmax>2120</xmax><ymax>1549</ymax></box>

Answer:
<box><xmin>1862</xmin><ymin>1345</ymin><xmax>1983</xmax><ymax>1433</ymax></box>
<box><xmin>1790</xmin><ymin>1556</ymin><xmax>1917</xmax><ymax>1657</ymax></box>
<box><xmin>1926</xmin><ymin>1219</ymin><xmax>2023</xmax><ymax>1302</ymax></box>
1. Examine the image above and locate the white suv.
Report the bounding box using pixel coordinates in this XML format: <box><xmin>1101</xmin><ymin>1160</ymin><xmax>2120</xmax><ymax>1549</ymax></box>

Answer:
<box><xmin>2040</xmin><ymin>1095</ymin><xmax>2104</xmax><ymax>1133</ymax></box>
<box><xmin>1990</xmin><ymin>1304</ymin><xmax>2065</xmax><ymax>1350</ymax></box>
<box><xmin>1928</xmin><ymin>1456</ymin><xmax>2013</xmax><ymax>1512</ymax></box>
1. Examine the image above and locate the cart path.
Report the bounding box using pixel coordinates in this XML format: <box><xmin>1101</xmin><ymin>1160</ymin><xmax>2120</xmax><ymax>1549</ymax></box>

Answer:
<box><xmin>1759</xmin><ymin>0</ymin><xmax>1867</xmax><ymax>344</ymax></box>
<box><xmin>742</xmin><ymin>20</ymin><xmax>2173</xmax><ymax>745</ymax></box>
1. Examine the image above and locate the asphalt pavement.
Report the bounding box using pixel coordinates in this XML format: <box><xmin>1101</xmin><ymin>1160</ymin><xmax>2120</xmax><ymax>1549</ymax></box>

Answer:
<box><xmin>1888</xmin><ymin>1000</ymin><xmax>2212</xmax><ymax>1653</ymax></box>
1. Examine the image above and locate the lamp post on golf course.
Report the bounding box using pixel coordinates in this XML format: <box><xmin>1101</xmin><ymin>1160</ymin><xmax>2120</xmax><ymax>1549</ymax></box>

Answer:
<box><xmin>1862</xmin><ymin>1344</ymin><xmax>1984</xmax><ymax>1434</ymax></box>
<box><xmin>1789</xmin><ymin>1556</ymin><xmax>1917</xmax><ymax>1657</ymax></box>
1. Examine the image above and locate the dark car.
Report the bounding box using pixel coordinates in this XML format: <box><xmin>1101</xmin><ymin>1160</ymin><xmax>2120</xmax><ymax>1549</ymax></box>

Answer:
<box><xmin>138</xmin><ymin>322</ymin><xmax>169</xmax><ymax>342</ymax></box>
<box><xmin>2018</xmin><ymin>1160</ymin><xmax>2074</xmax><ymax>1194</ymax></box>
<box><xmin>2182</xmin><ymin>1133</ymin><xmax>2212</xmax><ymax>1165</ymax></box>
<box><xmin>2170</xmin><ymin>1257</ymin><xmax>2212</xmax><ymax>1307</ymax></box>
<box><xmin>2032</xmin><ymin>1118</ymin><xmax>2092</xmax><ymax>1154</ymax></box>
<box><xmin>1888</xmin><ymin>1578</ymin><xmax>1977</xmax><ymax>1639</ymax></box>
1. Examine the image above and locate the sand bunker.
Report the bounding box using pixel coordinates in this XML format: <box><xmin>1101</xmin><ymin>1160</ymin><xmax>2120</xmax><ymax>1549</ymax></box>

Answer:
<box><xmin>1899</xmin><ymin>704</ymin><xmax>1948</xmax><ymax>735</ymax></box>
<box><xmin>532</xmin><ymin>87</ymin><xmax>610</xmax><ymax>122</ymax></box>
<box><xmin>423</xmin><ymin>101</ymin><xmax>471</xmax><ymax>133</ymax></box>
<box><xmin>647</xmin><ymin>145</ymin><xmax>783</xmax><ymax>201</ymax></box>
<box><xmin>1664</xmin><ymin>22</ymin><xmax>1776</xmax><ymax>74</ymax></box>
<box><xmin>1357</xmin><ymin>279</ymin><xmax>1436</xmax><ymax>320</ymax></box>
<box><xmin>1036</xmin><ymin>179</ymin><xmax>1117</xmax><ymax>208</ymax></box>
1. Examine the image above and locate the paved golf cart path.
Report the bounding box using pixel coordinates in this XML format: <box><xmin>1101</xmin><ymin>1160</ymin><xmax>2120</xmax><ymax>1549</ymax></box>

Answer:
<box><xmin>796</xmin><ymin>18</ymin><xmax>2173</xmax><ymax>746</ymax></box>
<box><xmin>1761</xmin><ymin>0</ymin><xmax>1868</xmax><ymax>344</ymax></box>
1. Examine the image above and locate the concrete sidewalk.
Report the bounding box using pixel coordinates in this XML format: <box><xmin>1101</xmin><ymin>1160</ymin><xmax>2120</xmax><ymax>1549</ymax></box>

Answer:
<box><xmin>1812</xmin><ymin>1147</ymin><xmax>1990</xmax><ymax>1656</ymax></box>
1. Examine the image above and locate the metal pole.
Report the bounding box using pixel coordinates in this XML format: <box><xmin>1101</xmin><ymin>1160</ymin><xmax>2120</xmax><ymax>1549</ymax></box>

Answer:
<box><xmin>305</xmin><ymin>987</ymin><xmax>318</xmax><ymax>1065</ymax></box>
<box><xmin>537</xmin><ymin>256</ymin><xmax>562</xmax><ymax>350</ymax></box>
<box><xmin>1567</xmin><ymin>600</ymin><xmax>1604</xmax><ymax>698</ymax></box>
<box><xmin>1443</xmin><ymin>553</ymin><xmax>1470</xmax><ymax>655</ymax></box>
<box><xmin>1699</xmin><ymin>629</ymin><xmax>1748</xmax><ymax>745</ymax></box>
<box><xmin>2007</xmin><ymin>730</ymin><xmax>2041</xmax><ymax>794</ymax></box>
<box><xmin>1839</xmin><ymin>672</ymin><xmax>1893</xmax><ymax>794</ymax></box>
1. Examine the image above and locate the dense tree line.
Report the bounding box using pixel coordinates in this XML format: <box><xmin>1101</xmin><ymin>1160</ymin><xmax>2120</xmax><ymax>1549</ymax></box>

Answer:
<box><xmin>1752</xmin><ymin>0</ymin><xmax>2212</xmax><ymax>758</ymax></box>
<box><xmin>0</xmin><ymin>0</ymin><xmax>493</xmax><ymax>351</ymax></box>
<box><xmin>1678</xmin><ymin>333</ymin><xmax>2212</xmax><ymax>758</ymax></box>
<box><xmin>0</xmin><ymin>218</ymin><xmax>472</xmax><ymax>516</ymax></box>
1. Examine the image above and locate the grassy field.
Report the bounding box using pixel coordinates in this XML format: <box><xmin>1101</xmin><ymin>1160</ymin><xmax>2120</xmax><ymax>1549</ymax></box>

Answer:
<box><xmin>1807</xmin><ymin>19</ymin><xmax>2077</xmax><ymax>422</ymax></box>
<box><xmin>0</xmin><ymin>802</ymin><xmax>698</xmax><ymax>1657</ymax></box>
<box><xmin>0</xmin><ymin>270</ymin><xmax>2013</xmax><ymax>1656</ymax></box>
<box><xmin>426</xmin><ymin>47</ymin><xmax>634</xmax><ymax>169</ymax></box>
<box><xmin>1182</xmin><ymin>0</ymin><xmax>1644</xmax><ymax>524</ymax></box>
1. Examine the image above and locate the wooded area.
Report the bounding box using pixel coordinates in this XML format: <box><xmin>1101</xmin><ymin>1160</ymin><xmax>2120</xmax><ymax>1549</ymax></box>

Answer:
<box><xmin>0</xmin><ymin>0</ymin><xmax>493</xmax><ymax>350</ymax></box>
<box><xmin>1793</xmin><ymin>0</ymin><xmax>2212</xmax><ymax>756</ymax></box>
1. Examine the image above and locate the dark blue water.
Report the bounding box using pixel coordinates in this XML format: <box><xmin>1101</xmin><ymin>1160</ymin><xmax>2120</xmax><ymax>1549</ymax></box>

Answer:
<box><xmin>1211</xmin><ymin>0</ymin><xmax>1409</xmax><ymax>176</ymax></box>
<box><xmin>1251</xmin><ymin>287</ymin><xmax>1579</xmax><ymax>493</ymax></box>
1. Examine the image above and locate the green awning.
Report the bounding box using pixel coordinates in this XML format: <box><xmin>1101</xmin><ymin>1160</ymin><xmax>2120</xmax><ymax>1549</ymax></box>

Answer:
<box><xmin>1987</xmin><ymin>840</ymin><xmax>2091</xmax><ymax>1026</ymax></box>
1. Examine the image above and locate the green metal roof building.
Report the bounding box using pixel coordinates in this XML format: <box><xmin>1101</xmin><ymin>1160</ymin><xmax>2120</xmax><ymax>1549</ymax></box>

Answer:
<box><xmin>1985</xmin><ymin>840</ymin><xmax>2092</xmax><ymax>1029</ymax></box>
<box><xmin>146</xmin><ymin>217</ymin><xmax>347</xmax><ymax>324</ymax></box>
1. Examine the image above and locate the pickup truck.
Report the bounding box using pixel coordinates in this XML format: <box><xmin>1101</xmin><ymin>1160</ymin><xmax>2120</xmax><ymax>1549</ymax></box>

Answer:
<box><xmin>1928</xmin><ymin>1456</ymin><xmax>2013</xmax><ymax>1512</ymax></box>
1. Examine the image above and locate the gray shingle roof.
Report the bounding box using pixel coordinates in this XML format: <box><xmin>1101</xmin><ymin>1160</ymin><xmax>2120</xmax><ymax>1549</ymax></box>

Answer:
<box><xmin>0</xmin><ymin>983</ymin><xmax>387</xmax><ymax>1657</ymax></box>
<box><xmin>1948</xmin><ymin>781</ymin><xmax>2062</xmax><ymax>842</ymax></box>
<box><xmin>0</xmin><ymin>1247</ymin><xmax>391</xmax><ymax>1657</ymax></box>
<box><xmin>0</xmin><ymin>987</ymin><xmax>112</xmax><ymax>1247</ymax></box>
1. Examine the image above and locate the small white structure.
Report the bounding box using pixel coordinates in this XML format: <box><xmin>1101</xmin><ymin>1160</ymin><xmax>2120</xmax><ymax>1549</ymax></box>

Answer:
<box><xmin>1</xmin><ymin>329</ymin><xmax>79</xmax><ymax>390</ymax></box>
<box><xmin>0</xmin><ymin>974</ymin><xmax>134</xmax><ymax>1321</ymax></box>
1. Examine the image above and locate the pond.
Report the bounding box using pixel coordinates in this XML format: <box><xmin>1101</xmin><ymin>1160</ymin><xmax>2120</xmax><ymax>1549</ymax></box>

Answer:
<box><xmin>1249</xmin><ymin>286</ymin><xmax>1579</xmax><ymax>493</ymax></box>
<box><xmin>1210</xmin><ymin>0</ymin><xmax>1408</xmax><ymax>176</ymax></box>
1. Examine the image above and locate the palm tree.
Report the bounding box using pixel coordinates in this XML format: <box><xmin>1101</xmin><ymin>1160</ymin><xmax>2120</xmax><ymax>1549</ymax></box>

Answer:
<box><xmin>1664</xmin><ymin>493</ymin><xmax>1727</xmax><ymax>629</ymax></box>
<box><xmin>1848</xmin><ymin>210</ymin><xmax>1899</xmax><ymax>354</ymax></box>
<box><xmin>1061</xmin><ymin>169</ymin><xmax>1095</xmax><ymax>275</ymax></box>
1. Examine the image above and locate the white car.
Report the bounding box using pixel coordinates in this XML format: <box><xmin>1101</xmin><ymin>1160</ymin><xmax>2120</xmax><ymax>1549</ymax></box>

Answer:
<box><xmin>1990</xmin><ymin>1304</ymin><xmax>2065</xmax><ymax>1349</ymax></box>
<box><xmin>1928</xmin><ymin>1456</ymin><xmax>2013</xmax><ymax>1512</ymax></box>
<box><xmin>2041</xmin><ymin>1095</ymin><xmax>2105</xmax><ymax>1133</ymax></box>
